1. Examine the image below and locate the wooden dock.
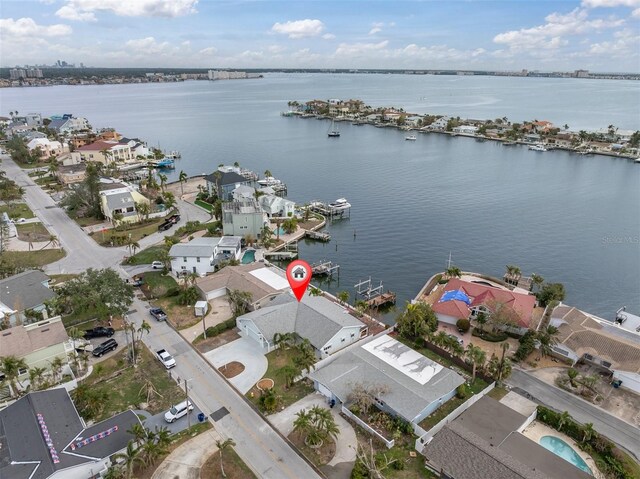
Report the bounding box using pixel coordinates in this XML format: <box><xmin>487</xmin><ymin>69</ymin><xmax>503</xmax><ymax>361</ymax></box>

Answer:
<box><xmin>355</xmin><ymin>277</ymin><xmax>396</xmax><ymax>309</ymax></box>
<box><xmin>263</xmin><ymin>250</ymin><xmax>298</xmax><ymax>260</ymax></box>
<box><xmin>365</xmin><ymin>291</ymin><xmax>397</xmax><ymax>309</ymax></box>
<box><xmin>311</xmin><ymin>260</ymin><xmax>339</xmax><ymax>277</ymax></box>
<box><xmin>305</xmin><ymin>230</ymin><xmax>331</xmax><ymax>242</ymax></box>
<box><xmin>310</xmin><ymin>201</ymin><xmax>351</xmax><ymax>219</ymax></box>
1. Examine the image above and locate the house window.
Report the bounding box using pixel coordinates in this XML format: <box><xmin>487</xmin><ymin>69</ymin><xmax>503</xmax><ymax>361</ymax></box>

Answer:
<box><xmin>183</xmin><ymin>257</ymin><xmax>187</xmax><ymax>262</ymax></box>
<box><xmin>18</xmin><ymin>367</ymin><xmax>28</xmax><ymax>375</ymax></box>
<box><xmin>350</xmin><ymin>333</ymin><xmax>355</xmax><ymax>338</ymax></box>
<box><xmin>341</xmin><ymin>338</ymin><xmax>346</xmax><ymax>342</ymax></box>
<box><xmin>196</xmin><ymin>257</ymin><xmax>200</xmax><ymax>263</ymax></box>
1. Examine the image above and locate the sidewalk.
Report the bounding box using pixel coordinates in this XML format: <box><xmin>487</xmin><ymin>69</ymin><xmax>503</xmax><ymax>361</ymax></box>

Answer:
<box><xmin>152</xmin><ymin>426</ymin><xmax>223</xmax><ymax>479</ymax></box>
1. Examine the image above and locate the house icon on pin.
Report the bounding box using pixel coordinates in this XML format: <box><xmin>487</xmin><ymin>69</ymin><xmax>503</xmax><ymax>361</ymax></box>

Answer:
<box><xmin>292</xmin><ymin>266</ymin><xmax>306</xmax><ymax>280</ymax></box>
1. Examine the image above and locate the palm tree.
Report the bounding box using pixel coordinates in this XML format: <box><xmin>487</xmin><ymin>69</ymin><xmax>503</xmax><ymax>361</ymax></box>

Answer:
<box><xmin>178</xmin><ymin>170</ymin><xmax>188</xmax><ymax>196</ymax></box>
<box><xmin>582</xmin><ymin>422</ymin><xmax>596</xmax><ymax>443</ymax></box>
<box><xmin>273</xmin><ymin>332</ymin><xmax>294</xmax><ymax>354</ymax></box>
<box><xmin>136</xmin><ymin>201</ymin><xmax>150</xmax><ymax>223</ymax></box>
<box><xmin>293</xmin><ymin>406</ymin><xmax>339</xmax><ymax>447</ymax></box>
<box><xmin>557</xmin><ymin>411</ymin><xmax>572</xmax><ymax>432</ymax></box>
<box><xmin>40</xmin><ymin>234</ymin><xmax>60</xmax><ymax>250</ymax></box>
<box><xmin>536</xmin><ymin>325</ymin><xmax>559</xmax><ymax>359</ymax></box>
<box><xmin>309</xmin><ymin>286</ymin><xmax>323</xmax><ymax>297</ymax></box>
<box><xmin>227</xmin><ymin>289</ymin><xmax>253</xmax><ymax>316</ymax></box>
<box><xmin>465</xmin><ymin>343</ymin><xmax>486</xmax><ymax>382</ymax></box>
<box><xmin>337</xmin><ymin>290</ymin><xmax>350</xmax><ymax>305</ymax></box>
<box><xmin>433</xmin><ymin>330</ymin><xmax>449</xmax><ymax>349</ymax></box>
<box><xmin>158</xmin><ymin>173</ymin><xmax>168</xmax><ymax>192</ymax></box>
<box><xmin>127</xmin><ymin>423</ymin><xmax>147</xmax><ymax>448</ymax></box>
<box><xmin>295</xmin><ymin>343</ymin><xmax>317</xmax><ymax>375</ymax></box>
<box><xmin>445</xmin><ymin>266</ymin><xmax>462</xmax><ymax>278</ymax></box>
<box><xmin>475</xmin><ymin>312</ymin><xmax>488</xmax><ymax>333</ymax></box>
<box><xmin>114</xmin><ymin>440</ymin><xmax>141</xmax><ymax>479</ymax></box>
<box><xmin>28</xmin><ymin>366</ymin><xmax>47</xmax><ymax>391</ymax></box>
<box><xmin>567</xmin><ymin>368</ymin><xmax>579</xmax><ymax>387</ymax></box>
<box><xmin>264</xmin><ymin>169</ymin><xmax>272</xmax><ymax>178</ymax></box>
<box><xmin>278</xmin><ymin>364</ymin><xmax>299</xmax><ymax>388</ymax></box>
<box><xmin>530</xmin><ymin>273</ymin><xmax>544</xmax><ymax>292</ymax></box>
<box><xmin>163</xmin><ymin>191</ymin><xmax>177</xmax><ymax>211</ymax></box>
<box><xmin>137</xmin><ymin>320</ymin><xmax>151</xmax><ymax>342</ymax></box>
<box><xmin>49</xmin><ymin>356</ymin><xmax>64</xmax><ymax>382</ymax></box>
<box><xmin>497</xmin><ymin>341</ymin><xmax>510</xmax><ymax>383</ymax></box>
<box><xmin>215</xmin><ymin>438</ymin><xmax>236</xmax><ymax>478</ymax></box>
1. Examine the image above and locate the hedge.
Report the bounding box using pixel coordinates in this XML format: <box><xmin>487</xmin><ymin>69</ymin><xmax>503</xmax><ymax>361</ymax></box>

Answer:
<box><xmin>513</xmin><ymin>330</ymin><xmax>536</xmax><ymax>361</ymax></box>
<box><xmin>197</xmin><ymin>317</ymin><xmax>236</xmax><ymax>340</ymax></box>
<box><xmin>472</xmin><ymin>328</ymin><xmax>508</xmax><ymax>342</ymax></box>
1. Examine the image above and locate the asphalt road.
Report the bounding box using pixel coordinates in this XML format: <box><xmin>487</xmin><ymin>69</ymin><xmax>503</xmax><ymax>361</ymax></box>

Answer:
<box><xmin>1</xmin><ymin>155</ymin><xmax>321</xmax><ymax>479</ymax></box>
<box><xmin>509</xmin><ymin>369</ymin><xmax>639</xmax><ymax>460</ymax></box>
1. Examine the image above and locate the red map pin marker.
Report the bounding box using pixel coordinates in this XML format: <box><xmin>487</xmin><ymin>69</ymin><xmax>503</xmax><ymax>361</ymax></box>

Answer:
<box><xmin>286</xmin><ymin>260</ymin><xmax>312</xmax><ymax>302</ymax></box>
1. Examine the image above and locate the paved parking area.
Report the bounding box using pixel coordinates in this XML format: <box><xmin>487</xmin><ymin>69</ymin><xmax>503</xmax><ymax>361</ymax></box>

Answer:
<box><xmin>142</xmin><ymin>404</ymin><xmax>205</xmax><ymax>435</ymax></box>
<box><xmin>203</xmin><ymin>337</ymin><xmax>267</xmax><ymax>393</ymax></box>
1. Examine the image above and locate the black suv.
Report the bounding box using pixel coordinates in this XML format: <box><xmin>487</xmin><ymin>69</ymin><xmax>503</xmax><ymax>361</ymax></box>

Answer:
<box><xmin>92</xmin><ymin>338</ymin><xmax>118</xmax><ymax>357</ymax></box>
<box><xmin>83</xmin><ymin>327</ymin><xmax>115</xmax><ymax>339</ymax></box>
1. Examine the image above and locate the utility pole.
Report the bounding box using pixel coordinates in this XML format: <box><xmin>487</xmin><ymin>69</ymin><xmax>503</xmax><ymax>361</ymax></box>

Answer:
<box><xmin>184</xmin><ymin>378</ymin><xmax>191</xmax><ymax>432</ymax></box>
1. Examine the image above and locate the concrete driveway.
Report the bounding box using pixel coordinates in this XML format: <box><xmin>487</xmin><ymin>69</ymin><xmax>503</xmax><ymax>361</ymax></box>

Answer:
<box><xmin>203</xmin><ymin>337</ymin><xmax>267</xmax><ymax>393</ymax></box>
<box><xmin>142</xmin><ymin>405</ymin><xmax>205</xmax><ymax>435</ymax></box>
<box><xmin>270</xmin><ymin>393</ymin><xmax>357</xmax><ymax>479</ymax></box>
<box><xmin>152</xmin><ymin>426</ymin><xmax>223</xmax><ymax>479</ymax></box>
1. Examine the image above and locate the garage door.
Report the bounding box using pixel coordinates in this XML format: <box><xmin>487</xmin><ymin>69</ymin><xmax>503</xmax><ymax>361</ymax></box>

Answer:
<box><xmin>206</xmin><ymin>288</ymin><xmax>227</xmax><ymax>301</ymax></box>
<box><xmin>316</xmin><ymin>382</ymin><xmax>333</xmax><ymax>400</ymax></box>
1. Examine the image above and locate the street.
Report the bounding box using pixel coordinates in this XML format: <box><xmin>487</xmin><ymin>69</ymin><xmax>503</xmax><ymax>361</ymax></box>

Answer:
<box><xmin>1</xmin><ymin>155</ymin><xmax>321</xmax><ymax>479</ymax></box>
<box><xmin>509</xmin><ymin>369</ymin><xmax>639</xmax><ymax>460</ymax></box>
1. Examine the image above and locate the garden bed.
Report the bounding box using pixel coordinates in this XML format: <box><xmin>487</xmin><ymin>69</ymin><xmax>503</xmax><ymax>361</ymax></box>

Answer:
<box><xmin>195</xmin><ymin>328</ymin><xmax>241</xmax><ymax>352</ymax></box>
<box><xmin>200</xmin><ymin>446</ymin><xmax>257</xmax><ymax>479</ymax></box>
<box><xmin>288</xmin><ymin>430</ymin><xmax>336</xmax><ymax>467</ymax></box>
<box><xmin>219</xmin><ymin>362</ymin><xmax>245</xmax><ymax>379</ymax></box>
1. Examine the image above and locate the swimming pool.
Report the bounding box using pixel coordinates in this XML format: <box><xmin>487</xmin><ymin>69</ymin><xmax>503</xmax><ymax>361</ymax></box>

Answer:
<box><xmin>539</xmin><ymin>436</ymin><xmax>592</xmax><ymax>475</ymax></box>
<box><xmin>273</xmin><ymin>227</ymin><xmax>286</xmax><ymax>236</ymax></box>
<box><xmin>242</xmin><ymin>249</ymin><xmax>256</xmax><ymax>264</ymax></box>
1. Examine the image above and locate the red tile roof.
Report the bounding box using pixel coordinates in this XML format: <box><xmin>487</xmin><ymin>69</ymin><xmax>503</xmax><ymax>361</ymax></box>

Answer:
<box><xmin>432</xmin><ymin>278</ymin><xmax>536</xmax><ymax>328</ymax></box>
<box><xmin>77</xmin><ymin>140</ymin><xmax>118</xmax><ymax>151</ymax></box>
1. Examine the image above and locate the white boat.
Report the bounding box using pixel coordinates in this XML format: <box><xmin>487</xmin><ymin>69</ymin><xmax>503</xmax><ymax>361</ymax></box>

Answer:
<box><xmin>529</xmin><ymin>144</ymin><xmax>547</xmax><ymax>152</ymax></box>
<box><xmin>635</xmin><ymin>157</ymin><xmax>640</xmax><ymax>163</ymax></box>
<box><xmin>405</xmin><ymin>135</ymin><xmax>417</xmax><ymax>141</ymax></box>
<box><xmin>329</xmin><ymin>198</ymin><xmax>351</xmax><ymax>211</ymax></box>
<box><xmin>257</xmin><ymin>176</ymin><xmax>282</xmax><ymax>187</ymax></box>
<box><xmin>328</xmin><ymin>119</ymin><xmax>340</xmax><ymax>137</ymax></box>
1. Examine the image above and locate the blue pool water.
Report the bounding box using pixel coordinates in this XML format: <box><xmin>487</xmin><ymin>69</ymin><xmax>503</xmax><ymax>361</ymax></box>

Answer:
<box><xmin>539</xmin><ymin>436</ymin><xmax>592</xmax><ymax>475</ymax></box>
<box><xmin>273</xmin><ymin>227</ymin><xmax>286</xmax><ymax>236</ymax></box>
<box><xmin>242</xmin><ymin>250</ymin><xmax>256</xmax><ymax>264</ymax></box>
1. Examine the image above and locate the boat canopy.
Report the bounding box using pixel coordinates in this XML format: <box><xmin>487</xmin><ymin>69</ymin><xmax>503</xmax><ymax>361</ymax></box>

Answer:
<box><xmin>439</xmin><ymin>289</ymin><xmax>472</xmax><ymax>305</ymax></box>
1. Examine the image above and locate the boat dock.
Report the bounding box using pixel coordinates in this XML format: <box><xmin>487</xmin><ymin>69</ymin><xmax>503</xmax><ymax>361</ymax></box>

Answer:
<box><xmin>365</xmin><ymin>292</ymin><xmax>397</xmax><ymax>309</ymax></box>
<box><xmin>305</xmin><ymin>230</ymin><xmax>331</xmax><ymax>242</ymax></box>
<box><xmin>310</xmin><ymin>200</ymin><xmax>351</xmax><ymax>219</ymax></box>
<box><xmin>263</xmin><ymin>242</ymin><xmax>298</xmax><ymax>260</ymax></box>
<box><xmin>354</xmin><ymin>277</ymin><xmax>396</xmax><ymax>309</ymax></box>
<box><xmin>311</xmin><ymin>260</ymin><xmax>339</xmax><ymax>277</ymax></box>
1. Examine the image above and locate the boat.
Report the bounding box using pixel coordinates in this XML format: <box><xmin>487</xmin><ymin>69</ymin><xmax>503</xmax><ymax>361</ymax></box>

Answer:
<box><xmin>329</xmin><ymin>198</ymin><xmax>351</xmax><ymax>211</ymax></box>
<box><xmin>150</xmin><ymin>158</ymin><xmax>175</xmax><ymax>168</ymax></box>
<box><xmin>257</xmin><ymin>176</ymin><xmax>282</xmax><ymax>187</ymax></box>
<box><xmin>164</xmin><ymin>151</ymin><xmax>181</xmax><ymax>159</ymax></box>
<box><xmin>503</xmin><ymin>141</ymin><xmax>517</xmax><ymax>146</ymax></box>
<box><xmin>635</xmin><ymin>157</ymin><xmax>640</xmax><ymax>163</ymax></box>
<box><xmin>405</xmin><ymin>135</ymin><xmax>417</xmax><ymax>141</ymax></box>
<box><xmin>328</xmin><ymin>119</ymin><xmax>340</xmax><ymax>137</ymax></box>
<box><xmin>529</xmin><ymin>144</ymin><xmax>547</xmax><ymax>152</ymax></box>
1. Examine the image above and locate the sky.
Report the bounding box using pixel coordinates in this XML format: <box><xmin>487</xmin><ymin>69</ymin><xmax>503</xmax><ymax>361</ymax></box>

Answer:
<box><xmin>1</xmin><ymin>0</ymin><xmax>639</xmax><ymax>72</ymax></box>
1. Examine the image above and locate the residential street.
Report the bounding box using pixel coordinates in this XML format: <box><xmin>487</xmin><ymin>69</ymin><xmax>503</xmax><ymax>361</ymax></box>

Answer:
<box><xmin>509</xmin><ymin>369</ymin><xmax>639</xmax><ymax>460</ymax></box>
<box><xmin>1</xmin><ymin>155</ymin><xmax>321</xmax><ymax>479</ymax></box>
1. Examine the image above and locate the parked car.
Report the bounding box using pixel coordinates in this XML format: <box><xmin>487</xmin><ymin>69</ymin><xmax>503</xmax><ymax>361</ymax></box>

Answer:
<box><xmin>150</xmin><ymin>307</ymin><xmax>167</xmax><ymax>321</ymax></box>
<box><xmin>168</xmin><ymin>214</ymin><xmax>181</xmax><ymax>224</ymax></box>
<box><xmin>151</xmin><ymin>261</ymin><xmax>164</xmax><ymax>269</ymax></box>
<box><xmin>157</xmin><ymin>221</ymin><xmax>173</xmax><ymax>232</ymax></box>
<box><xmin>83</xmin><ymin>327</ymin><xmax>115</xmax><ymax>339</ymax></box>
<box><xmin>447</xmin><ymin>333</ymin><xmax>464</xmax><ymax>345</ymax></box>
<box><xmin>164</xmin><ymin>400</ymin><xmax>193</xmax><ymax>423</ymax></box>
<box><xmin>92</xmin><ymin>338</ymin><xmax>118</xmax><ymax>357</ymax></box>
<box><xmin>126</xmin><ymin>276</ymin><xmax>144</xmax><ymax>287</ymax></box>
<box><xmin>156</xmin><ymin>349</ymin><xmax>176</xmax><ymax>369</ymax></box>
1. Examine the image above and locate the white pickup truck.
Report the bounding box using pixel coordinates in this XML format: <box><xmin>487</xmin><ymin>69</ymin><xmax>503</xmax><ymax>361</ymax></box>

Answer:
<box><xmin>156</xmin><ymin>349</ymin><xmax>176</xmax><ymax>369</ymax></box>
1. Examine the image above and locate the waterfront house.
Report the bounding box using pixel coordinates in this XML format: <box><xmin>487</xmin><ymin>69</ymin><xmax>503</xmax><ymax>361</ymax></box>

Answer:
<box><xmin>430</xmin><ymin>278</ymin><xmax>536</xmax><ymax>333</ymax></box>
<box><xmin>222</xmin><ymin>198</ymin><xmax>268</xmax><ymax>238</ymax></box>
<box><xmin>428</xmin><ymin>116</ymin><xmax>450</xmax><ymax>131</ymax></box>
<box><xmin>119</xmin><ymin>137</ymin><xmax>150</xmax><ymax>158</ymax></box>
<box><xmin>56</xmin><ymin>163</ymin><xmax>87</xmax><ymax>185</ymax></box>
<box><xmin>258</xmin><ymin>195</ymin><xmax>296</xmax><ymax>218</ymax></box>
<box><xmin>71</xmin><ymin>139</ymin><xmax>134</xmax><ymax>165</ymax></box>
<box><xmin>524</xmin><ymin>133</ymin><xmax>541</xmax><ymax>143</ymax></box>
<box><xmin>0</xmin><ymin>388</ymin><xmax>141</xmax><ymax>479</ymax></box>
<box><xmin>422</xmin><ymin>395</ymin><xmax>591</xmax><ymax>479</ymax></box>
<box><xmin>48</xmin><ymin>115</ymin><xmax>90</xmax><ymax>134</ymax></box>
<box><xmin>0</xmin><ymin>316</ymin><xmax>71</xmax><ymax>383</ymax></box>
<box><xmin>0</xmin><ymin>270</ymin><xmax>54</xmax><ymax>327</ymax></box>
<box><xmin>453</xmin><ymin>125</ymin><xmax>479</xmax><ymax>135</ymax></box>
<box><xmin>169</xmin><ymin>236</ymin><xmax>242</xmax><ymax>277</ymax></box>
<box><xmin>310</xmin><ymin>334</ymin><xmax>464</xmax><ymax>423</ymax></box>
<box><xmin>99</xmin><ymin>182</ymin><xmax>151</xmax><ymax>225</ymax></box>
<box><xmin>205</xmin><ymin>170</ymin><xmax>252</xmax><ymax>201</ymax></box>
<box><xmin>237</xmin><ymin>292</ymin><xmax>366</xmax><ymax>358</ymax></box>
<box><xmin>22</xmin><ymin>130</ymin><xmax>48</xmax><ymax>142</ymax></box>
<box><xmin>26</xmin><ymin>138</ymin><xmax>65</xmax><ymax>160</ymax></box>
<box><xmin>232</xmin><ymin>184</ymin><xmax>256</xmax><ymax>200</ymax></box>
<box><xmin>197</xmin><ymin>263</ymin><xmax>290</xmax><ymax>308</ymax></box>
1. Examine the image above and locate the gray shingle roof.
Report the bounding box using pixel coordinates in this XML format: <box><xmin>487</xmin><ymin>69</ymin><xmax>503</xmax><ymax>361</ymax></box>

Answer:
<box><xmin>170</xmin><ymin>237</ymin><xmax>221</xmax><ymax>258</ymax></box>
<box><xmin>239</xmin><ymin>293</ymin><xmax>364</xmax><ymax>349</ymax></box>
<box><xmin>205</xmin><ymin>171</ymin><xmax>249</xmax><ymax>186</ymax></box>
<box><xmin>0</xmin><ymin>270</ymin><xmax>54</xmax><ymax>311</ymax></box>
<box><xmin>310</xmin><ymin>335</ymin><xmax>465</xmax><ymax>422</ymax></box>
<box><xmin>104</xmin><ymin>191</ymin><xmax>135</xmax><ymax>211</ymax></box>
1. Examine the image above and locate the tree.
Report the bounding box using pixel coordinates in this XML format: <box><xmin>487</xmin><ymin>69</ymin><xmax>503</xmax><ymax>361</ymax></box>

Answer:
<box><xmin>354</xmin><ymin>439</ymin><xmax>397</xmax><ymax>479</ymax></box>
<box><xmin>72</xmin><ymin>383</ymin><xmax>108</xmax><ymax>420</ymax></box>
<box><xmin>278</xmin><ymin>364</ymin><xmax>299</xmax><ymax>388</ymax></box>
<box><xmin>273</xmin><ymin>332</ymin><xmax>295</xmax><ymax>354</ymax></box>
<box><xmin>536</xmin><ymin>325</ymin><xmax>559</xmax><ymax>359</ymax></box>
<box><xmin>475</xmin><ymin>312</ymin><xmax>488</xmax><ymax>333</ymax></box>
<box><xmin>308</xmin><ymin>286</ymin><xmax>323</xmax><ymax>297</ymax></box>
<box><xmin>465</xmin><ymin>343</ymin><xmax>486</xmax><ymax>382</ymax></box>
<box><xmin>293</xmin><ymin>405</ymin><xmax>339</xmax><ymax>447</ymax></box>
<box><xmin>114</xmin><ymin>440</ymin><xmax>142</xmax><ymax>479</ymax></box>
<box><xmin>396</xmin><ymin>301</ymin><xmax>437</xmax><ymax>339</ymax></box>
<box><xmin>127</xmin><ymin>423</ymin><xmax>147</xmax><ymax>448</ymax></box>
<box><xmin>137</xmin><ymin>320</ymin><xmax>151</xmax><ymax>342</ymax></box>
<box><xmin>178</xmin><ymin>170</ymin><xmax>188</xmax><ymax>196</ymax></box>
<box><xmin>28</xmin><ymin>366</ymin><xmax>47</xmax><ymax>391</ymax></box>
<box><xmin>49</xmin><ymin>356</ymin><xmax>64</xmax><ymax>382</ymax></box>
<box><xmin>67</xmin><ymin>326</ymin><xmax>84</xmax><ymax>355</ymax></box>
<box><xmin>497</xmin><ymin>341</ymin><xmax>511</xmax><ymax>383</ymax></box>
<box><xmin>227</xmin><ymin>289</ymin><xmax>253</xmax><ymax>316</ymax></box>
<box><xmin>445</xmin><ymin>266</ymin><xmax>462</xmax><ymax>278</ymax></box>
<box><xmin>260</xmin><ymin>225</ymin><xmax>273</xmax><ymax>248</ymax></box>
<box><xmin>557</xmin><ymin>411</ymin><xmax>572</xmax><ymax>432</ymax></box>
<box><xmin>51</xmin><ymin>268</ymin><xmax>134</xmax><ymax>320</ymax></box>
<box><xmin>40</xmin><ymin>234</ymin><xmax>60</xmax><ymax>251</ymax></box>
<box><xmin>582</xmin><ymin>422</ymin><xmax>597</xmax><ymax>443</ymax></box>
<box><xmin>348</xmin><ymin>382</ymin><xmax>390</xmax><ymax>414</ymax></box>
<box><xmin>337</xmin><ymin>290</ymin><xmax>350</xmax><ymax>305</ymax></box>
<box><xmin>456</xmin><ymin>318</ymin><xmax>470</xmax><ymax>333</ymax></box>
<box><xmin>281</xmin><ymin>216</ymin><xmax>298</xmax><ymax>234</ymax></box>
<box><xmin>264</xmin><ymin>169</ymin><xmax>272</xmax><ymax>178</ymax></box>
<box><xmin>530</xmin><ymin>273</ymin><xmax>544</xmax><ymax>292</ymax></box>
<box><xmin>486</xmin><ymin>300</ymin><xmax>520</xmax><ymax>332</ymax></box>
<box><xmin>136</xmin><ymin>201</ymin><xmax>150</xmax><ymax>222</ymax></box>
<box><xmin>567</xmin><ymin>368</ymin><xmax>579</xmax><ymax>387</ymax></box>
<box><xmin>537</xmin><ymin>282</ymin><xmax>566</xmax><ymax>306</ymax></box>
<box><xmin>158</xmin><ymin>173</ymin><xmax>168</xmax><ymax>192</ymax></box>
<box><xmin>294</xmin><ymin>340</ymin><xmax>316</xmax><ymax>375</ymax></box>
<box><xmin>215</xmin><ymin>438</ymin><xmax>236</xmax><ymax>478</ymax></box>
<box><xmin>163</xmin><ymin>191</ymin><xmax>177</xmax><ymax>211</ymax></box>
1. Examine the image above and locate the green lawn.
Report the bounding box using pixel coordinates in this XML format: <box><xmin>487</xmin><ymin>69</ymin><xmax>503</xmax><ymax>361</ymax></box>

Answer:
<box><xmin>0</xmin><ymin>203</ymin><xmax>35</xmax><ymax>219</ymax></box>
<box><xmin>1</xmin><ymin>249</ymin><xmax>65</xmax><ymax>268</ymax></box>
<box><xmin>194</xmin><ymin>199</ymin><xmax>214</xmax><ymax>212</ymax></box>
<box><xmin>418</xmin><ymin>379</ymin><xmax>489</xmax><ymax>431</ymax></box>
<box><xmin>83</xmin><ymin>345</ymin><xmax>185</xmax><ymax>422</ymax></box>
<box><xmin>487</xmin><ymin>386</ymin><xmax>509</xmax><ymax>401</ymax></box>
<box><xmin>141</xmin><ymin>271</ymin><xmax>178</xmax><ymax>298</ymax></box>
<box><xmin>247</xmin><ymin>348</ymin><xmax>315</xmax><ymax>412</ymax></box>
<box><xmin>16</xmin><ymin>222</ymin><xmax>51</xmax><ymax>241</ymax></box>
<box><xmin>125</xmin><ymin>245</ymin><xmax>168</xmax><ymax>265</ymax></box>
<box><xmin>201</xmin><ymin>445</ymin><xmax>257</xmax><ymax>479</ymax></box>
<box><xmin>93</xmin><ymin>218</ymin><xmax>166</xmax><ymax>246</ymax></box>
<box><xmin>74</xmin><ymin>216</ymin><xmax>105</xmax><ymax>227</ymax></box>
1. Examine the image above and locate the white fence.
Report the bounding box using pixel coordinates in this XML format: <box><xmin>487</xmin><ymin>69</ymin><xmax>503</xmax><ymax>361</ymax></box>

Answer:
<box><xmin>415</xmin><ymin>382</ymin><xmax>495</xmax><ymax>453</ymax></box>
<box><xmin>341</xmin><ymin>405</ymin><xmax>395</xmax><ymax>449</ymax></box>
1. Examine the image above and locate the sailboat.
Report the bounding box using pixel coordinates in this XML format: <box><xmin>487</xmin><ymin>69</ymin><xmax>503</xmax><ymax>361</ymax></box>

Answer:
<box><xmin>327</xmin><ymin>119</ymin><xmax>340</xmax><ymax>137</ymax></box>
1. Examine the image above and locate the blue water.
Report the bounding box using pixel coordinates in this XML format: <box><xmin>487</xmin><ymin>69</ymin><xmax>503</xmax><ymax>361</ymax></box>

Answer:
<box><xmin>1</xmin><ymin>74</ymin><xmax>638</xmax><ymax>322</ymax></box>
<box><xmin>273</xmin><ymin>227</ymin><xmax>286</xmax><ymax>236</ymax></box>
<box><xmin>242</xmin><ymin>250</ymin><xmax>256</xmax><ymax>264</ymax></box>
<box><xmin>539</xmin><ymin>436</ymin><xmax>592</xmax><ymax>475</ymax></box>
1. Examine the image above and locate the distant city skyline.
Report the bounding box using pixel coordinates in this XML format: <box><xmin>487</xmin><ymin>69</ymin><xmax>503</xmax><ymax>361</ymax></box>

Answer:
<box><xmin>0</xmin><ymin>0</ymin><xmax>639</xmax><ymax>72</ymax></box>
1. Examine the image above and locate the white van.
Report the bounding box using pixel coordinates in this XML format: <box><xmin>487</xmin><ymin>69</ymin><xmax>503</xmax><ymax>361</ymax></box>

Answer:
<box><xmin>164</xmin><ymin>400</ymin><xmax>194</xmax><ymax>423</ymax></box>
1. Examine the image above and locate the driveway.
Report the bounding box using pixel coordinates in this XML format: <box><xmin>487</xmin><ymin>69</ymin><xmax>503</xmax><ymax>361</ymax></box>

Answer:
<box><xmin>203</xmin><ymin>337</ymin><xmax>267</xmax><ymax>393</ymax></box>
<box><xmin>152</xmin><ymin>426</ymin><xmax>223</xmax><ymax>479</ymax></box>
<box><xmin>142</xmin><ymin>405</ymin><xmax>205</xmax><ymax>435</ymax></box>
<box><xmin>270</xmin><ymin>393</ymin><xmax>357</xmax><ymax>479</ymax></box>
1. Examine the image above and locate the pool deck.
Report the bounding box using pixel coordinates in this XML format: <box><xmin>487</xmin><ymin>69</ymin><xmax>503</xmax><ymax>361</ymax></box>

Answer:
<box><xmin>522</xmin><ymin>421</ymin><xmax>604</xmax><ymax>478</ymax></box>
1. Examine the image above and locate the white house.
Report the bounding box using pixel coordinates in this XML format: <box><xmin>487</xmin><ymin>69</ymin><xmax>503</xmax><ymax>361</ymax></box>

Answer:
<box><xmin>236</xmin><ymin>292</ymin><xmax>367</xmax><ymax>358</ymax></box>
<box><xmin>0</xmin><ymin>389</ymin><xmax>141</xmax><ymax>479</ymax></box>
<box><xmin>258</xmin><ymin>195</ymin><xmax>296</xmax><ymax>218</ymax></box>
<box><xmin>453</xmin><ymin>125</ymin><xmax>479</xmax><ymax>135</ymax></box>
<box><xmin>26</xmin><ymin>138</ymin><xmax>65</xmax><ymax>159</ymax></box>
<box><xmin>169</xmin><ymin>236</ymin><xmax>242</xmax><ymax>277</ymax></box>
<box><xmin>222</xmin><ymin>199</ymin><xmax>268</xmax><ymax>238</ymax></box>
<box><xmin>428</xmin><ymin>116</ymin><xmax>449</xmax><ymax>130</ymax></box>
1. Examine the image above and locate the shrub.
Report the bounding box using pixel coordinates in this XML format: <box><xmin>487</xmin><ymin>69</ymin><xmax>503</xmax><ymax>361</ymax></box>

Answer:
<box><xmin>472</xmin><ymin>328</ymin><xmax>508</xmax><ymax>342</ymax></box>
<box><xmin>350</xmin><ymin>460</ymin><xmax>369</xmax><ymax>479</ymax></box>
<box><xmin>513</xmin><ymin>330</ymin><xmax>537</xmax><ymax>361</ymax></box>
<box><xmin>201</xmin><ymin>318</ymin><xmax>236</xmax><ymax>338</ymax></box>
<box><xmin>456</xmin><ymin>384</ymin><xmax>469</xmax><ymax>399</ymax></box>
<box><xmin>456</xmin><ymin>318</ymin><xmax>470</xmax><ymax>333</ymax></box>
<box><xmin>438</xmin><ymin>279</ymin><xmax>449</xmax><ymax>284</ymax></box>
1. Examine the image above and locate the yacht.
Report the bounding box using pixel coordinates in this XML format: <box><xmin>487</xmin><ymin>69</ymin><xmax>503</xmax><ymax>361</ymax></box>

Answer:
<box><xmin>328</xmin><ymin>119</ymin><xmax>340</xmax><ymax>137</ymax></box>
<box><xmin>529</xmin><ymin>144</ymin><xmax>547</xmax><ymax>152</ymax></box>
<box><xmin>405</xmin><ymin>135</ymin><xmax>417</xmax><ymax>141</ymax></box>
<box><xmin>257</xmin><ymin>176</ymin><xmax>282</xmax><ymax>187</ymax></box>
<box><xmin>329</xmin><ymin>198</ymin><xmax>351</xmax><ymax>211</ymax></box>
<box><xmin>635</xmin><ymin>157</ymin><xmax>640</xmax><ymax>163</ymax></box>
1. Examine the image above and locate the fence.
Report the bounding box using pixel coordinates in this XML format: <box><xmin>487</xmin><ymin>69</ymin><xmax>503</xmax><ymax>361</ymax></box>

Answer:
<box><xmin>341</xmin><ymin>405</ymin><xmax>395</xmax><ymax>449</ymax></box>
<box><xmin>415</xmin><ymin>382</ymin><xmax>495</xmax><ymax>453</ymax></box>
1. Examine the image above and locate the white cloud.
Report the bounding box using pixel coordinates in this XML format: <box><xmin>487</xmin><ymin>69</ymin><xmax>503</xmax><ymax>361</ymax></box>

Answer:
<box><xmin>199</xmin><ymin>46</ymin><xmax>217</xmax><ymax>55</ymax></box>
<box><xmin>582</xmin><ymin>0</ymin><xmax>640</xmax><ymax>7</ymax></box>
<box><xmin>335</xmin><ymin>40</ymin><xmax>389</xmax><ymax>56</ymax></box>
<box><xmin>589</xmin><ymin>28</ymin><xmax>640</xmax><ymax>56</ymax></box>
<box><xmin>632</xmin><ymin>7</ymin><xmax>640</xmax><ymax>16</ymax></box>
<box><xmin>493</xmin><ymin>8</ymin><xmax>624</xmax><ymax>52</ymax></box>
<box><xmin>0</xmin><ymin>17</ymin><xmax>72</xmax><ymax>37</ymax></box>
<box><xmin>322</xmin><ymin>33</ymin><xmax>335</xmax><ymax>40</ymax></box>
<box><xmin>369</xmin><ymin>22</ymin><xmax>384</xmax><ymax>35</ymax></box>
<box><xmin>271</xmin><ymin>19</ymin><xmax>325</xmax><ymax>39</ymax></box>
<box><xmin>55</xmin><ymin>6</ymin><xmax>97</xmax><ymax>22</ymax></box>
<box><xmin>267</xmin><ymin>45</ymin><xmax>286</xmax><ymax>53</ymax></box>
<box><xmin>56</xmin><ymin>0</ymin><xmax>198</xmax><ymax>19</ymax></box>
